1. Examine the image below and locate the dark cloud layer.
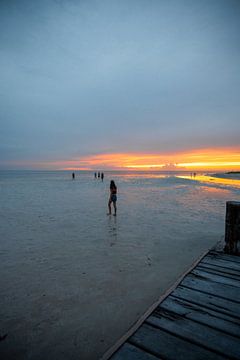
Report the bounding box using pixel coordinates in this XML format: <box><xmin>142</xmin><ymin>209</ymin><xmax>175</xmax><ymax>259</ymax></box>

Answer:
<box><xmin>0</xmin><ymin>0</ymin><xmax>240</xmax><ymax>168</ymax></box>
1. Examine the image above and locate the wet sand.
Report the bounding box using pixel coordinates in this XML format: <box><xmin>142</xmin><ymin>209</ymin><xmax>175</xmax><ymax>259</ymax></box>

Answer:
<box><xmin>0</xmin><ymin>231</ymin><xmax>220</xmax><ymax>359</ymax></box>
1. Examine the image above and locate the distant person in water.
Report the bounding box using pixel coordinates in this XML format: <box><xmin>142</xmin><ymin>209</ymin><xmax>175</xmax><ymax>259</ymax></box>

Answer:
<box><xmin>72</xmin><ymin>172</ymin><xmax>75</xmax><ymax>180</ymax></box>
<box><xmin>108</xmin><ymin>180</ymin><xmax>117</xmax><ymax>216</ymax></box>
<box><xmin>98</xmin><ymin>172</ymin><xmax>100</xmax><ymax>178</ymax></box>
<box><xmin>94</xmin><ymin>172</ymin><xmax>97</xmax><ymax>179</ymax></box>
<box><xmin>101</xmin><ymin>172</ymin><xmax>104</xmax><ymax>182</ymax></box>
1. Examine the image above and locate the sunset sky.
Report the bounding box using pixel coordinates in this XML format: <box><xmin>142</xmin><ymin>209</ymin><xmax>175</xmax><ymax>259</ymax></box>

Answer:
<box><xmin>0</xmin><ymin>0</ymin><xmax>240</xmax><ymax>171</ymax></box>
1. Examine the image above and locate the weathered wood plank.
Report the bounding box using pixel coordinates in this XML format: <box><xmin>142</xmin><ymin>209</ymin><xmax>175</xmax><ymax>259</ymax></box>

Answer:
<box><xmin>171</xmin><ymin>286</ymin><xmax>240</xmax><ymax>320</ymax></box>
<box><xmin>181</xmin><ymin>273</ymin><xmax>240</xmax><ymax>302</ymax></box>
<box><xmin>191</xmin><ymin>268</ymin><xmax>240</xmax><ymax>288</ymax></box>
<box><xmin>197</xmin><ymin>265</ymin><xmax>240</xmax><ymax>281</ymax></box>
<box><xmin>209</xmin><ymin>251</ymin><xmax>240</xmax><ymax>263</ymax></box>
<box><xmin>111</xmin><ymin>342</ymin><xmax>160</xmax><ymax>360</ymax></box>
<box><xmin>130</xmin><ymin>323</ymin><xmax>227</xmax><ymax>360</ymax></box>
<box><xmin>169</xmin><ymin>292</ymin><xmax>240</xmax><ymax>324</ymax></box>
<box><xmin>146</xmin><ymin>310</ymin><xmax>240</xmax><ymax>359</ymax></box>
<box><xmin>198</xmin><ymin>262</ymin><xmax>240</xmax><ymax>278</ymax></box>
<box><xmin>159</xmin><ymin>296</ymin><xmax>240</xmax><ymax>338</ymax></box>
<box><xmin>202</xmin><ymin>257</ymin><xmax>240</xmax><ymax>272</ymax></box>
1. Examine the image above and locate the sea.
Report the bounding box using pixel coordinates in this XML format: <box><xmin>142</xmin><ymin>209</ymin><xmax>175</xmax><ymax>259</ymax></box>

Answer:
<box><xmin>0</xmin><ymin>170</ymin><xmax>240</xmax><ymax>359</ymax></box>
<box><xmin>1</xmin><ymin>170</ymin><xmax>240</xmax><ymax>250</ymax></box>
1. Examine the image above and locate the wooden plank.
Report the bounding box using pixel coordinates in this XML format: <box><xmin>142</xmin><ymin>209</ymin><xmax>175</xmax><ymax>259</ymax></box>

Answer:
<box><xmin>146</xmin><ymin>310</ymin><xmax>240</xmax><ymax>359</ymax></box>
<box><xmin>168</xmin><ymin>294</ymin><xmax>240</xmax><ymax>324</ymax></box>
<box><xmin>171</xmin><ymin>286</ymin><xmax>240</xmax><ymax>320</ymax></box>
<box><xmin>130</xmin><ymin>323</ymin><xmax>226</xmax><ymax>360</ymax></box>
<box><xmin>202</xmin><ymin>257</ymin><xmax>240</xmax><ymax>272</ymax></box>
<box><xmin>159</xmin><ymin>296</ymin><xmax>240</xmax><ymax>338</ymax></box>
<box><xmin>197</xmin><ymin>265</ymin><xmax>240</xmax><ymax>281</ymax></box>
<box><xmin>191</xmin><ymin>268</ymin><xmax>240</xmax><ymax>288</ymax></box>
<box><xmin>198</xmin><ymin>262</ymin><xmax>240</xmax><ymax>278</ymax></box>
<box><xmin>209</xmin><ymin>251</ymin><xmax>240</xmax><ymax>263</ymax></box>
<box><xmin>181</xmin><ymin>273</ymin><xmax>240</xmax><ymax>302</ymax></box>
<box><xmin>111</xmin><ymin>342</ymin><xmax>160</xmax><ymax>360</ymax></box>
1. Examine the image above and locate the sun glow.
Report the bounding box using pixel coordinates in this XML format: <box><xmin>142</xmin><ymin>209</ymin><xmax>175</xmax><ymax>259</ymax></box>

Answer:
<box><xmin>177</xmin><ymin>174</ymin><xmax>240</xmax><ymax>189</ymax></box>
<box><xmin>58</xmin><ymin>147</ymin><xmax>240</xmax><ymax>172</ymax></box>
<box><xmin>7</xmin><ymin>147</ymin><xmax>240</xmax><ymax>171</ymax></box>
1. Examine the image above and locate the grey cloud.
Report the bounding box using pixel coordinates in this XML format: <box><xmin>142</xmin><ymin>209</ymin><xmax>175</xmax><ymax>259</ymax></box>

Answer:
<box><xmin>0</xmin><ymin>0</ymin><xmax>240</xmax><ymax>167</ymax></box>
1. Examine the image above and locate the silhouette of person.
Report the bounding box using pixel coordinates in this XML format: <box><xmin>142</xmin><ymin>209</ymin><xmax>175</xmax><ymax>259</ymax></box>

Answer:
<box><xmin>72</xmin><ymin>172</ymin><xmax>75</xmax><ymax>180</ymax></box>
<box><xmin>101</xmin><ymin>172</ymin><xmax>104</xmax><ymax>182</ymax></box>
<box><xmin>108</xmin><ymin>180</ymin><xmax>117</xmax><ymax>216</ymax></box>
<box><xmin>94</xmin><ymin>172</ymin><xmax>97</xmax><ymax>179</ymax></box>
<box><xmin>98</xmin><ymin>172</ymin><xmax>100</xmax><ymax>178</ymax></box>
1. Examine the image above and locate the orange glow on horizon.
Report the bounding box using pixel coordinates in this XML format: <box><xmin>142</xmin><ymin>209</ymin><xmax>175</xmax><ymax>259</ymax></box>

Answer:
<box><xmin>5</xmin><ymin>147</ymin><xmax>240</xmax><ymax>172</ymax></box>
<box><xmin>59</xmin><ymin>147</ymin><xmax>240</xmax><ymax>172</ymax></box>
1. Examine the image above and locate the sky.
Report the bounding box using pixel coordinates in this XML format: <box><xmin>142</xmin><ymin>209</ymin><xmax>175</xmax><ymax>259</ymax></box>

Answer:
<box><xmin>0</xmin><ymin>0</ymin><xmax>240</xmax><ymax>171</ymax></box>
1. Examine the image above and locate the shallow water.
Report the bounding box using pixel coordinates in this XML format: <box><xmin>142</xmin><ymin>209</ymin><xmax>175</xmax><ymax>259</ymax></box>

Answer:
<box><xmin>0</xmin><ymin>170</ymin><xmax>240</xmax><ymax>359</ymax></box>
<box><xmin>1</xmin><ymin>171</ymin><xmax>239</xmax><ymax>262</ymax></box>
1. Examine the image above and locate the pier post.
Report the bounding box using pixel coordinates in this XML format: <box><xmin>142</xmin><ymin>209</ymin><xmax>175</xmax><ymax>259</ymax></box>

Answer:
<box><xmin>224</xmin><ymin>201</ymin><xmax>240</xmax><ymax>255</ymax></box>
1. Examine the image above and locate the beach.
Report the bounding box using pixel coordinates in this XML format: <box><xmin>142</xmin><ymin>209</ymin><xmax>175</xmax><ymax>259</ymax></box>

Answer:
<box><xmin>0</xmin><ymin>171</ymin><xmax>239</xmax><ymax>359</ymax></box>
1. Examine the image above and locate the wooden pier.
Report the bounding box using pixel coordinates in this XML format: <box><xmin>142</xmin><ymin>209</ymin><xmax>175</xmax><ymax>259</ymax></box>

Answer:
<box><xmin>108</xmin><ymin>250</ymin><xmax>240</xmax><ymax>360</ymax></box>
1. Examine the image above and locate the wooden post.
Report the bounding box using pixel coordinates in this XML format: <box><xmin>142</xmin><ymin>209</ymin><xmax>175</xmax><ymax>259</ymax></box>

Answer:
<box><xmin>224</xmin><ymin>201</ymin><xmax>240</xmax><ymax>255</ymax></box>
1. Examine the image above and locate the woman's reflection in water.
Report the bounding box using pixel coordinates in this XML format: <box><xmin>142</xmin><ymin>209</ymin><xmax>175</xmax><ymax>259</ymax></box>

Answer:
<box><xmin>108</xmin><ymin>216</ymin><xmax>118</xmax><ymax>246</ymax></box>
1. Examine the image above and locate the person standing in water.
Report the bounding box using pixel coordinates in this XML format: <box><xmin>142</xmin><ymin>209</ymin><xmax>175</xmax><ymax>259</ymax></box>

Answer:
<box><xmin>101</xmin><ymin>172</ymin><xmax>104</xmax><ymax>182</ymax></box>
<box><xmin>108</xmin><ymin>180</ymin><xmax>117</xmax><ymax>216</ymax></box>
<box><xmin>72</xmin><ymin>172</ymin><xmax>75</xmax><ymax>180</ymax></box>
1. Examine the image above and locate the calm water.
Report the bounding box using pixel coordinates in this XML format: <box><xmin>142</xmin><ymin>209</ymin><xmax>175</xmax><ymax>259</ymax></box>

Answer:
<box><xmin>0</xmin><ymin>170</ymin><xmax>240</xmax><ymax>359</ymax></box>
<box><xmin>1</xmin><ymin>170</ymin><xmax>240</xmax><ymax>250</ymax></box>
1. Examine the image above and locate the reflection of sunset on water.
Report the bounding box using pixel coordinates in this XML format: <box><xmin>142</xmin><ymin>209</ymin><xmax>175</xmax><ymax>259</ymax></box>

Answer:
<box><xmin>177</xmin><ymin>174</ymin><xmax>240</xmax><ymax>189</ymax></box>
<box><xmin>201</xmin><ymin>186</ymin><xmax>231</xmax><ymax>194</ymax></box>
<box><xmin>112</xmin><ymin>173</ymin><xmax>170</xmax><ymax>179</ymax></box>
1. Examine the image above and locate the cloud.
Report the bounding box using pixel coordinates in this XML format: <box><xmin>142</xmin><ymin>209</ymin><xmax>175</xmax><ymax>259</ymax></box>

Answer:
<box><xmin>0</xmin><ymin>0</ymin><xmax>240</xmax><ymax>169</ymax></box>
<box><xmin>161</xmin><ymin>163</ymin><xmax>186</xmax><ymax>171</ymax></box>
<box><xmin>2</xmin><ymin>147</ymin><xmax>239</xmax><ymax>171</ymax></box>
